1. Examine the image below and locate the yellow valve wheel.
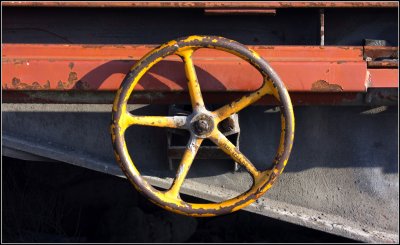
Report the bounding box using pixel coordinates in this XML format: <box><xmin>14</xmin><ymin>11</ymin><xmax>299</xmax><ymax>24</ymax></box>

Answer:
<box><xmin>111</xmin><ymin>36</ymin><xmax>295</xmax><ymax>217</ymax></box>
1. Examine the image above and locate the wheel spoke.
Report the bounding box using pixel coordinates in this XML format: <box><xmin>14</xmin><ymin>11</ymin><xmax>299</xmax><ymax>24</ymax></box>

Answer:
<box><xmin>179</xmin><ymin>49</ymin><xmax>205</xmax><ymax>110</ymax></box>
<box><xmin>125</xmin><ymin>113</ymin><xmax>187</xmax><ymax>129</ymax></box>
<box><xmin>210</xmin><ymin>130</ymin><xmax>260</xmax><ymax>178</ymax></box>
<box><xmin>214</xmin><ymin>78</ymin><xmax>275</xmax><ymax>121</ymax></box>
<box><xmin>166</xmin><ymin>137</ymin><xmax>203</xmax><ymax>198</ymax></box>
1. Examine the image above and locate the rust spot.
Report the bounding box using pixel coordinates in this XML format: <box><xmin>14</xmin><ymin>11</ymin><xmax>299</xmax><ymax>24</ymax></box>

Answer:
<box><xmin>113</xmin><ymin>45</ymin><xmax>126</xmax><ymax>49</ymax></box>
<box><xmin>12</xmin><ymin>77</ymin><xmax>21</xmax><ymax>87</ymax></box>
<box><xmin>367</xmin><ymin>60</ymin><xmax>398</xmax><ymax>68</ymax></box>
<box><xmin>82</xmin><ymin>45</ymin><xmax>105</xmax><ymax>48</ymax></box>
<box><xmin>10</xmin><ymin>77</ymin><xmax>50</xmax><ymax>90</ymax></box>
<box><xmin>68</xmin><ymin>72</ymin><xmax>78</xmax><ymax>84</ymax></box>
<box><xmin>74</xmin><ymin>80</ymin><xmax>90</xmax><ymax>90</ymax></box>
<box><xmin>44</xmin><ymin>80</ymin><xmax>50</xmax><ymax>89</ymax></box>
<box><xmin>13</xmin><ymin>59</ymin><xmax>26</xmax><ymax>65</ymax></box>
<box><xmin>311</xmin><ymin>80</ymin><xmax>343</xmax><ymax>92</ymax></box>
<box><xmin>31</xmin><ymin>82</ymin><xmax>41</xmax><ymax>89</ymax></box>
<box><xmin>56</xmin><ymin>72</ymin><xmax>78</xmax><ymax>89</ymax></box>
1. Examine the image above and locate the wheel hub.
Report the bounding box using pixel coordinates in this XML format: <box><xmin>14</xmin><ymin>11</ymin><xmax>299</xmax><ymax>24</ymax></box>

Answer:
<box><xmin>190</xmin><ymin>114</ymin><xmax>214</xmax><ymax>137</ymax></box>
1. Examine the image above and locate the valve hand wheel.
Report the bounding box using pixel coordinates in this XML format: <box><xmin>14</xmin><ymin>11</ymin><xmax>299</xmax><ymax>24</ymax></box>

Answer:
<box><xmin>111</xmin><ymin>36</ymin><xmax>295</xmax><ymax>217</ymax></box>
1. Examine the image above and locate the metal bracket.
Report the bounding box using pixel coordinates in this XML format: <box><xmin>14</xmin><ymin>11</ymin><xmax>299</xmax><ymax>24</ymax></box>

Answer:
<box><xmin>167</xmin><ymin>104</ymin><xmax>241</xmax><ymax>172</ymax></box>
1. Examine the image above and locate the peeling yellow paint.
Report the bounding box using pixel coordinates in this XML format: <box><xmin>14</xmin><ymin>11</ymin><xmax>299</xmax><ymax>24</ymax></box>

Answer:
<box><xmin>177</xmin><ymin>48</ymin><xmax>205</xmax><ymax>109</ymax></box>
<box><xmin>182</xmin><ymin>35</ymin><xmax>205</xmax><ymax>43</ymax></box>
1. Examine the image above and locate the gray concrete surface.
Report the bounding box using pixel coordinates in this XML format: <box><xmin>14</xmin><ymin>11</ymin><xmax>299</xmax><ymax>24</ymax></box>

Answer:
<box><xmin>2</xmin><ymin>103</ymin><xmax>398</xmax><ymax>243</ymax></box>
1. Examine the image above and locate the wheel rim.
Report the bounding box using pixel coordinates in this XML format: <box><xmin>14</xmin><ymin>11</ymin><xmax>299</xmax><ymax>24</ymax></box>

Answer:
<box><xmin>111</xmin><ymin>35</ymin><xmax>295</xmax><ymax>217</ymax></box>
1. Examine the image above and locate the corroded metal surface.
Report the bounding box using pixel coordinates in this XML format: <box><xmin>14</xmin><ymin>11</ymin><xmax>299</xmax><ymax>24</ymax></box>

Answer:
<box><xmin>367</xmin><ymin>69</ymin><xmax>399</xmax><ymax>88</ymax></box>
<box><xmin>367</xmin><ymin>61</ymin><xmax>398</xmax><ymax>68</ymax></box>
<box><xmin>110</xmin><ymin>36</ymin><xmax>294</xmax><ymax>216</ymax></box>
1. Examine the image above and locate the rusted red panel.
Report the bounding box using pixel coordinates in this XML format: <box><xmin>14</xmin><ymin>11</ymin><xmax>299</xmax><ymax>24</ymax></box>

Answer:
<box><xmin>2</xmin><ymin>1</ymin><xmax>398</xmax><ymax>8</ymax></box>
<box><xmin>367</xmin><ymin>61</ymin><xmax>398</xmax><ymax>68</ymax></box>
<box><xmin>3</xmin><ymin>44</ymin><xmax>384</xmax><ymax>93</ymax></box>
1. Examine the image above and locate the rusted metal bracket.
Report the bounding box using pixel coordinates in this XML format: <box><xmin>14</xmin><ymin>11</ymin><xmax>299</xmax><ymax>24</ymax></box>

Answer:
<box><xmin>363</xmin><ymin>45</ymin><xmax>398</xmax><ymax>68</ymax></box>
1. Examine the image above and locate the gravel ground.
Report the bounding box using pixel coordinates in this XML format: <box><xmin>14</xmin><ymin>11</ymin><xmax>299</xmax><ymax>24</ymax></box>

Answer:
<box><xmin>2</xmin><ymin>156</ymin><xmax>356</xmax><ymax>243</ymax></box>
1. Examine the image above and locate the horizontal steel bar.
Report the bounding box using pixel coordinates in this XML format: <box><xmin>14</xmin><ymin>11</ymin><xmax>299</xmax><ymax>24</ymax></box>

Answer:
<box><xmin>1</xmin><ymin>60</ymin><xmax>370</xmax><ymax>92</ymax></box>
<box><xmin>368</xmin><ymin>69</ymin><xmax>399</xmax><ymax>88</ymax></box>
<box><xmin>3</xmin><ymin>1</ymin><xmax>398</xmax><ymax>8</ymax></box>
<box><xmin>168</xmin><ymin>146</ymin><xmax>231</xmax><ymax>159</ymax></box>
<box><xmin>2</xmin><ymin>44</ymin><xmax>364</xmax><ymax>61</ymax></box>
<box><xmin>4</xmin><ymin>44</ymin><xmax>397</xmax><ymax>94</ymax></box>
<box><xmin>3</xmin><ymin>90</ymin><xmax>398</xmax><ymax>106</ymax></box>
<box><xmin>363</xmin><ymin>46</ymin><xmax>398</xmax><ymax>60</ymax></box>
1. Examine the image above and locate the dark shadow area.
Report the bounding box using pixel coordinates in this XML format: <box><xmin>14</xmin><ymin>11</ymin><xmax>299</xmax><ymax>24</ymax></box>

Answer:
<box><xmin>2</xmin><ymin>156</ymin><xmax>357</xmax><ymax>243</ymax></box>
<box><xmin>73</xmin><ymin>59</ymin><xmax>229</xmax><ymax>91</ymax></box>
<box><xmin>3</xmin><ymin>7</ymin><xmax>320</xmax><ymax>45</ymax></box>
<box><xmin>324</xmin><ymin>8</ymin><xmax>398</xmax><ymax>46</ymax></box>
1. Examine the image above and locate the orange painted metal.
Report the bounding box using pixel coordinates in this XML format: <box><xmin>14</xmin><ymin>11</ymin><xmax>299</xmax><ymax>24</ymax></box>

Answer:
<box><xmin>2</xmin><ymin>44</ymin><xmax>398</xmax><ymax>93</ymax></box>
<box><xmin>367</xmin><ymin>61</ymin><xmax>398</xmax><ymax>68</ymax></box>
<box><xmin>368</xmin><ymin>69</ymin><xmax>399</xmax><ymax>88</ymax></box>
<box><xmin>3</xmin><ymin>1</ymin><xmax>398</xmax><ymax>8</ymax></box>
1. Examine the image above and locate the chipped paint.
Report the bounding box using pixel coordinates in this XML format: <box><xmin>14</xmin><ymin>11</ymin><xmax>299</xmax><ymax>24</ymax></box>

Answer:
<box><xmin>110</xmin><ymin>35</ymin><xmax>295</xmax><ymax>217</ymax></box>
<box><xmin>311</xmin><ymin>80</ymin><xmax>344</xmax><ymax>92</ymax></box>
<box><xmin>10</xmin><ymin>77</ymin><xmax>50</xmax><ymax>90</ymax></box>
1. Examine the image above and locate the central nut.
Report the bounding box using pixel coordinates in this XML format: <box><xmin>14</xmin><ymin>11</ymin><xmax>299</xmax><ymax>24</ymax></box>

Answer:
<box><xmin>191</xmin><ymin>114</ymin><xmax>214</xmax><ymax>136</ymax></box>
<box><xmin>193</xmin><ymin>119</ymin><xmax>210</xmax><ymax>135</ymax></box>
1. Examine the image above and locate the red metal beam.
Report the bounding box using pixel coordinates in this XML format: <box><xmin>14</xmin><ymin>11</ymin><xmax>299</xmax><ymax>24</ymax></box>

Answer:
<box><xmin>204</xmin><ymin>8</ymin><xmax>277</xmax><ymax>15</ymax></box>
<box><xmin>2</xmin><ymin>1</ymin><xmax>398</xmax><ymax>8</ymax></box>
<box><xmin>2</xmin><ymin>44</ymin><xmax>398</xmax><ymax>96</ymax></box>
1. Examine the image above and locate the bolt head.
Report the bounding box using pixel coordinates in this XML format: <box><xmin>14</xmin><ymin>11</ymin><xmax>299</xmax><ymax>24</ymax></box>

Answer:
<box><xmin>193</xmin><ymin>119</ymin><xmax>209</xmax><ymax>134</ymax></box>
<box><xmin>190</xmin><ymin>114</ymin><xmax>214</xmax><ymax>137</ymax></box>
